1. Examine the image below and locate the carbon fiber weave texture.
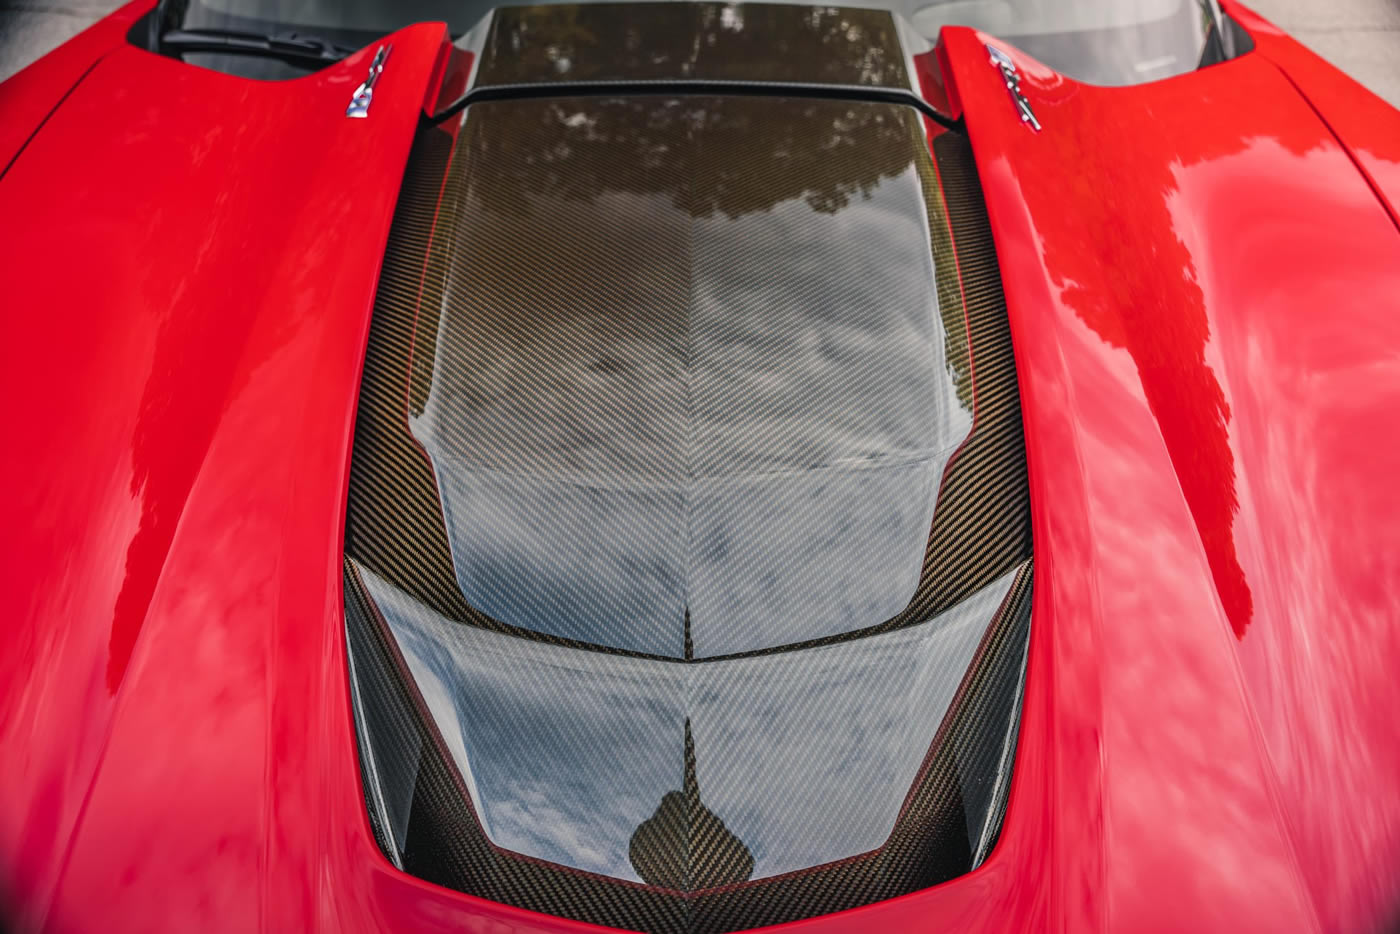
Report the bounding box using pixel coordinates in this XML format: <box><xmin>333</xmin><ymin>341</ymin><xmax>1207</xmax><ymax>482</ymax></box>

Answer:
<box><xmin>343</xmin><ymin>109</ymin><xmax>1034</xmax><ymax>930</ymax></box>
<box><xmin>347</xmin><ymin>561</ymin><xmax>1032</xmax><ymax>932</ymax></box>
<box><xmin>472</xmin><ymin>3</ymin><xmax>911</xmax><ymax>89</ymax></box>
<box><xmin>347</xmin><ymin>99</ymin><xmax>1031</xmax><ymax>659</ymax></box>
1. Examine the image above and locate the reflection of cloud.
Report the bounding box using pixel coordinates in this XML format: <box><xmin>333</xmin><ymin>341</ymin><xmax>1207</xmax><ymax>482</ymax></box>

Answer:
<box><xmin>358</xmin><ymin>561</ymin><xmax>1015</xmax><ymax>882</ymax></box>
<box><xmin>493</xmin><ymin>783</ymin><xmax>626</xmax><ymax>878</ymax></box>
<box><xmin>1014</xmin><ymin>119</ymin><xmax>1288</xmax><ymax>638</ymax></box>
<box><xmin>686</xmin><ymin>459</ymin><xmax>945</xmax><ymax>655</ymax></box>
<box><xmin>109</xmin><ymin>118</ymin><xmax>308</xmax><ymax>692</ymax></box>
<box><xmin>994</xmin><ymin>93</ymin><xmax>1381</xmax><ymax>922</ymax></box>
<box><xmin>1058</xmin><ymin>308</ymin><xmax>1309</xmax><ymax>921</ymax></box>
<box><xmin>1160</xmin><ymin>136</ymin><xmax>1400</xmax><ymax>929</ymax></box>
<box><xmin>414</xmin><ymin>106</ymin><xmax>970</xmax><ymax>655</ymax></box>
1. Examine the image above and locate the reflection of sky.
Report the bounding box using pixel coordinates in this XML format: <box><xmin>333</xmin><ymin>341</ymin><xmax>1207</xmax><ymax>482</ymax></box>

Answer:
<box><xmin>358</xmin><ymin>561</ymin><xmax>1016</xmax><ymax>882</ymax></box>
<box><xmin>414</xmin><ymin>162</ymin><xmax>971</xmax><ymax>657</ymax></box>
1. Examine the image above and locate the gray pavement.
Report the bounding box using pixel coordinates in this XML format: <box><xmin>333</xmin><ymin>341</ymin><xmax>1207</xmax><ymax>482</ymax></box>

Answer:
<box><xmin>0</xmin><ymin>0</ymin><xmax>118</xmax><ymax>81</ymax></box>
<box><xmin>1253</xmin><ymin>0</ymin><xmax>1400</xmax><ymax>105</ymax></box>
<box><xmin>0</xmin><ymin>0</ymin><xmax>1396</xmax><ymax>104</ymax></box>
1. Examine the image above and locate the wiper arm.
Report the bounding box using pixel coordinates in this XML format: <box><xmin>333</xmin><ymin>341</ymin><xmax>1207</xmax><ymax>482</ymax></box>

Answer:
<box><xmin>160</xmin><ymin>28</ymin><xmax>351</xmax><ymax>66</ymax></box>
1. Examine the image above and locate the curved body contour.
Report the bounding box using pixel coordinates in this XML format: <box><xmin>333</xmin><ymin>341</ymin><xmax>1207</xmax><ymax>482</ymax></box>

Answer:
<box><xmin>1</xmin><ymin>1</ymin><xmax>1399</xmax><ymax>930</ymax></box>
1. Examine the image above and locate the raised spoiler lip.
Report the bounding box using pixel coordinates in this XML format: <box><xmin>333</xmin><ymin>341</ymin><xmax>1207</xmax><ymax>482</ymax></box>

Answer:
<box><xmin>430</xmin><ymin>78</ymin><xmax>960</xmax><ymax>129</ymax></box>
<box><xmin>0</xmin><ymin>13</ymin><xmax>457</xmax><ymax>932</ymax></box>
<box><xmin>427</xmin><ymin>1</ymin><xmax>960</xmax><ymax>128</ymax></box>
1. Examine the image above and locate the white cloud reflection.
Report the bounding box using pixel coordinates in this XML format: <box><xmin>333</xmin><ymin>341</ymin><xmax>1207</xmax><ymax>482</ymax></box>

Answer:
<box><xmin>358</xmin><ymin>561</ymin><xmax>1014</xmax><ymax>882</ymax></box>
<box><xmin>413</xmin><ymin>165</ymin><xmax>971</xmax><ymax>657</ymax></box>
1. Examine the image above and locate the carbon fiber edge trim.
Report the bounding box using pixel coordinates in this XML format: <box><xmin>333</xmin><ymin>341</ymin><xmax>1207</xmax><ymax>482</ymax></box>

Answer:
<box><xmin>347</xmin><ymin>102</ymin><xmax>1028</xmax><ymax>660</ymax></box>
<box><xmin>343</xmin><ymin>115</ymin><xmax>1035</xmax><ymax>930</ymax></box>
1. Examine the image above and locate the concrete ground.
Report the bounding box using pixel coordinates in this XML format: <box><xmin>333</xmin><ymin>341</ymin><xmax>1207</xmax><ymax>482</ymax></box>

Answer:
<box><xmin>0</xmin><ymin>0</ymin><xmax>1397</xmax><ymax>103</ymax></box>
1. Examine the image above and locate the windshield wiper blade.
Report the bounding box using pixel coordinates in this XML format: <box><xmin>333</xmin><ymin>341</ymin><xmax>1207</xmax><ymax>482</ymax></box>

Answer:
<box><xmin>160</xmin><ymin>28</ymin><xmax>351</xmax><ymax>66</ymax></box>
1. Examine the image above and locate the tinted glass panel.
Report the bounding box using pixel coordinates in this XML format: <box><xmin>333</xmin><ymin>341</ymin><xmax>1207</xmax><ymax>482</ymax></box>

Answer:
<box><xmin>185</xmin><ymin>0</ymin><xmax>1222</xmax><ymax>86</ymax></box>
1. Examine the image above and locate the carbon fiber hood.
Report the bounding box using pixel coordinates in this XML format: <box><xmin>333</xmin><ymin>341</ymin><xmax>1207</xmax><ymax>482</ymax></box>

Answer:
<box><xmin>467</xmin><ymin>1</ymin><xmax>916</xmax><ymax>89</ymax></box>
<box><xmin>411</xmin><ymin>95</ymin><xmax>970</xmax><ymax>659</ymax></box>
<box><xmin>342</xmin><ymin>6</ymin><xmax>1033</xmax><ymax>929</ymax></box>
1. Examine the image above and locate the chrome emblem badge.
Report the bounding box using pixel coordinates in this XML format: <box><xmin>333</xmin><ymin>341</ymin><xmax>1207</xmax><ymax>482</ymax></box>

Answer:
<box><xmin>986</xmin><ymin>44</ymin><xmax>1040</xmax><ymax>132</ymax></box>
<box><xmin>346</xmin><ymin>45</ymin><xmax>391</xmax><ymax>119</ymax></box>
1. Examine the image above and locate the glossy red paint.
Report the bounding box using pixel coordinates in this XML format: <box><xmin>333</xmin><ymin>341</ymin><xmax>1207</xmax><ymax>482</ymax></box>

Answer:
<box><xmin>942</xmin><ymin>23</ymin><xmax>1400</xmax><ymax>933</ymax></box>
<box><xmin>0</xmin><ymin>17</ymin><xmax>457</xmax><ymax>932</ymax></box>
<box><xmin>0</xmin><ymin>0</ymin><xmax>149</xmax><ymax>174</ymax></box>
<box><xmin>3</xmin><ymin>7</ymin><xmax>1399</xmax><ymax>934</ymax></box>
<box><xmin>1224</xmin><ymin>0</ymin><xmax>1400</xmax><ymax>230</ymax></box>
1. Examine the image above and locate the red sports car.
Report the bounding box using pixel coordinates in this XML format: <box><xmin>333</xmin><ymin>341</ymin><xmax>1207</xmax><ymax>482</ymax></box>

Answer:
<box><xmin>2</xmin><ymin>1</ymin><xmax>1398</xmax><ymax>931</ymax></box>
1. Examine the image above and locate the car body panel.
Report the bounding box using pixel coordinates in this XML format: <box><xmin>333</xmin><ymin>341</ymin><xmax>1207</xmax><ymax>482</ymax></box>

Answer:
<box><xmin>0</xmin><ymin>21</ymin><xmax>446</xmax><ymax>930</ymax></box>
<box><xmin>1</xmin><ymin>2</ymin><xmax>1398</xmax><ymax>932</ymax></box>
<box><xmin>0</xmin><ymin>0</ymin><xmax>149</xmax><ymax>175</ymax></box>
<box><xmin>944</xmin><ymin>22</ymin><xmax>1400</xmax><ymax>932</ymax></box>
<box><xmin>1222</xmin><ymin>1</ymin><xmax>1400</xmax><ymax>231</ymax></box>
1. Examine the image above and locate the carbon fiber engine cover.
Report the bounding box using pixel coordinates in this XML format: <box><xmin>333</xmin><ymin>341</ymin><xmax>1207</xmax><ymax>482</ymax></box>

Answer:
<box><xmin>343</xmin><ymin>82</ymin><xmax>1033</xmax><ymax>932</ymax></box>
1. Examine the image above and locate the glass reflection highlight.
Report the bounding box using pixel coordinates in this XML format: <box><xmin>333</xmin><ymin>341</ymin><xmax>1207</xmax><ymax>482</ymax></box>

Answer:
<box><xmin>356</xmin><ymin>560</ymin><xmax>1016</xmax><ymax>881</ymax></box>
<box><xmin>410</xmin><ymin>96</ymin><xmax>970</xmax><ymax>656</ymax></box>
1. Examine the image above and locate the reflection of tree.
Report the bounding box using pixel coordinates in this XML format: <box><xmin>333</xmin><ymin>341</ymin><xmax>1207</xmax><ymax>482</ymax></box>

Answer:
<box><xmin>477</xmin><ymin>2</ymin><xmax>909</xmax><ymax>89</ymax></box>
<box><xmin>629</xmin><ymin>719</ymin><xmax>753</xmax><ymax>889</ymax></box>
<box><xmin>441</xmin><ymin>3</ymin><xmax>919</xmax><ymax>240</ymax></box>
<box><xmin>457</xmin><ymin>94</ymin><xmax>917</xmax><ymax>220</ymax></box>
<box><xmin>1012</xmin><ymin>88</ymin><xmax>1325</xmax><ymax>638</ymax></box>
